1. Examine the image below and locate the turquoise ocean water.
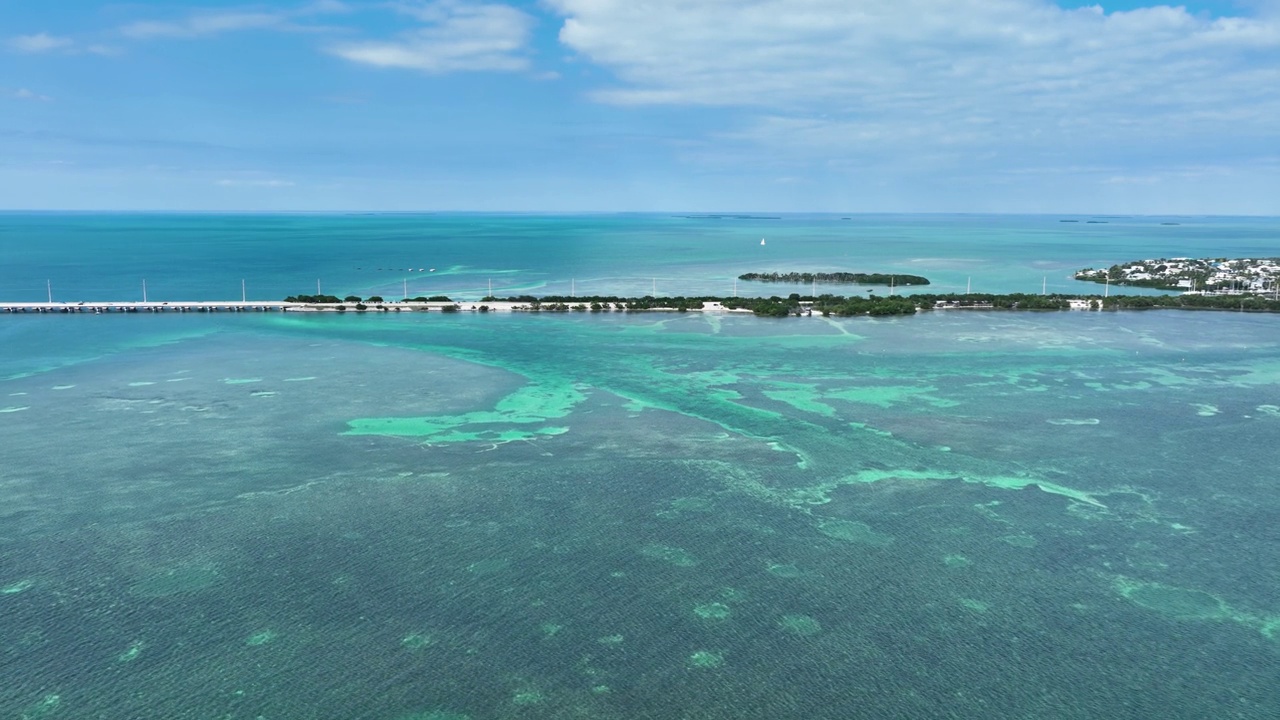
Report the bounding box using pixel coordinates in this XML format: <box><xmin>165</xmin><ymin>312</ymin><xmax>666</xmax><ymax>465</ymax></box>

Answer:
<box><xmin>5</xmin><ymin>213</ymin><xmax>1279</xmax><ymax>303</ymax></box>
<box><xmin>2</xmin><ymin>214</ymin><xmax>1280</xmax><ymax>719</ymax></box>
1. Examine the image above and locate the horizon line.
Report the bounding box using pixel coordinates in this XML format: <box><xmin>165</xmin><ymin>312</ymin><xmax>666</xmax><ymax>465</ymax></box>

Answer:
<box><xmin>0</xmin><ymin>209</ymin><xmax>1274</xmax><ymax>219</ymax></box>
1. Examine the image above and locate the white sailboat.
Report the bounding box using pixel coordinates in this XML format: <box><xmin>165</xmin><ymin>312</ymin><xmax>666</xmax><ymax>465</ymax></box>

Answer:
<box><xmin>760</xmin><ymin>238</ymin><xmax>766</xmax><ymax>246</ymax></box>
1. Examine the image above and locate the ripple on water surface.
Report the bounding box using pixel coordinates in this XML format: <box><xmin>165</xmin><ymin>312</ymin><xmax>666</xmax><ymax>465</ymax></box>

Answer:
<box><xmin>129</xmin><ymin>564</ymin><xmax>221</xmax><ymax>597</ymax></box>
<box><xmin>639</xmin><ymin>544</ymin><xmax>698</xmax><ymax>567</ymax></box>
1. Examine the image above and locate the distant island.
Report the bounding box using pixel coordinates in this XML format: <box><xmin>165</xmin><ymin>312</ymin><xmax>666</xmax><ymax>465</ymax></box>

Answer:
<box><xmin>1075</xmin><ymin>257</ymin><xmax>1280</xmax><ymax>294</ymax></box>
<box><xmin>679</xmin><ymin>215</ymin><xmax>782</xmax><ymax>220</ymax></box>
<box><xmin>738</xmin><ymin>272</ymin><xmax>930</xmax><ymax>286</ymax></box>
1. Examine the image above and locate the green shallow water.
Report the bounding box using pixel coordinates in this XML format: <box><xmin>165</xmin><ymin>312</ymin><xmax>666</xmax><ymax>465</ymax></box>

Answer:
<box><xmin>3</xmin><ymin>308</ymin><xmax>1280</xmax><ymax>718</ymax></box>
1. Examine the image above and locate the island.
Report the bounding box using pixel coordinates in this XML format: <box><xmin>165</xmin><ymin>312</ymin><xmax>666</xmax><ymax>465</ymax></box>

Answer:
<box><xmin>10</xmin><ymin>290</ymin><xmax>1280</xmax><ymax>316</ymax></box>
<box><xmin>273</xmin><ymin>291</ymin><xmax>1280</xmax><ymax>318</ymax></box>
<box><xmin>738</xmin><ymin>272</ymin><xmax>930</xmax><ymax>286</ymax></box>
<box><xmin>1075</xmin><ymin>257</ymin><xmax>1280</xmax><ymax>294</ymax></box>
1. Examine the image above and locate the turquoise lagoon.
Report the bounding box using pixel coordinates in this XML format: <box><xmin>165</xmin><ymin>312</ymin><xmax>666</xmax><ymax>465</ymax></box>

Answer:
<box><xmin>2</xmin><ymin>215</ymin><xmax>1280</xmax><ymax>719</ymax></box>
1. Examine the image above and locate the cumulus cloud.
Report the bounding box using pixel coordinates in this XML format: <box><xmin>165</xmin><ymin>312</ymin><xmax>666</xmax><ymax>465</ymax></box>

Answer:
<box><xmin>550</xmin><ymin>1</ymin><xmax>1279</xmax><ymax>106</ymax></box>
<box><xmin>8</xmin><ymin>33</ymin><xmax>75</xmax><ymax>53</ymax></box>
<box><xmin>545</xmin><ymin>0</ymin><xmax>1280</xmax><ymax>173</ymax></box>
<box><xmin>329</xmin><ymin>0</ymin><xmax>533</xmax><ymax>73</ymax></box>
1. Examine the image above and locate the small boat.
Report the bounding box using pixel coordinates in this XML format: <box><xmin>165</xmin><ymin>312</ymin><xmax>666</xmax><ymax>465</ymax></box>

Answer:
<box><xmin>760</xmin><ymin>238</ymin><xmax>766</xmax><ymax>246</ymax></box>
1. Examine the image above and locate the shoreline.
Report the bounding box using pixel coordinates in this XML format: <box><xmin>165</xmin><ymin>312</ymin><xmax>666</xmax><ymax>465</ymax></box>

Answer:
<box><xmin>7</xmin><ymin>294</ymin><xmax>1280</xmax><ymax>316</ymax></box>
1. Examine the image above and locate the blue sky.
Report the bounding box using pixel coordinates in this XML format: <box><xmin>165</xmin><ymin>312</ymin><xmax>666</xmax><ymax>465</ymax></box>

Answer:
<box><xmin>2</xmin><ymin>0</ymin><xmax>1277</xmax><ymax>212</ymax></box>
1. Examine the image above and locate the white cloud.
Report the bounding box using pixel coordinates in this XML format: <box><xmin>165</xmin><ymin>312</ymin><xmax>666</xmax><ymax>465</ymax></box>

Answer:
<box><xmin>5</xmin><ymin>33</ymin><xmax>119</xmax><ymax>56</ymax></box>
<box><xmin>550</xmin><ymin>1</ymin><xmax>1280</xmax><ymax>106</ymax></box>
<box><xmin>11</xmin><ymin>88</ymin><xmax>53</xmax><ymax>102</ymax></box>
<box><xmin>545</xmin><ymin>0</ymin><xmax>1280</xmax><ymax>174</ymax></box>
<box><xmin>8</xmin><ymin>33</ymin><xmax>75</xmax><ymax>53</ymax></box>
<box><xmin>121</xmin><ymin>13</ymin><xmax>290</xmax><ymax>39</ymax></box>
<box><xmin>119</xmin><ymin>2</ymin><xmax>351</xmax><ymax>40</ymax></box>
<box><xmin>329</xmin><ymin>1</ymin><xmax>533</xmax><ymax>73</ymax></box>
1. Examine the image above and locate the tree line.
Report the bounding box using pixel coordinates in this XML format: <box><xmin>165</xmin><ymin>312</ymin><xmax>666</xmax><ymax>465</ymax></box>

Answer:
<box><xmin>738</xmin><ymin>272</ymin><xmax>930</xmax><ymax>285</ymax></box>
<box><xmin>283</xmin><ymin>294</ymin><xmax>453</xmax><ymax>303</ymax></box>
<box><xmin>286</xmin><ymin>291</ymin><xmax>1280</xmax><ymax>317</ymax></box>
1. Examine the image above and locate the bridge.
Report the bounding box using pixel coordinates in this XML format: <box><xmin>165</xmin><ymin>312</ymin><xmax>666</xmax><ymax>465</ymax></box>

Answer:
<box><xmin>1</xmin><ymin>301</ymin><xmax>290</xmax><ymax>314</ymax></box>
<box><xmin>0</xmin><ymin>300</ymin><xmax>489</xmax><ymax>314</ymax></box>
